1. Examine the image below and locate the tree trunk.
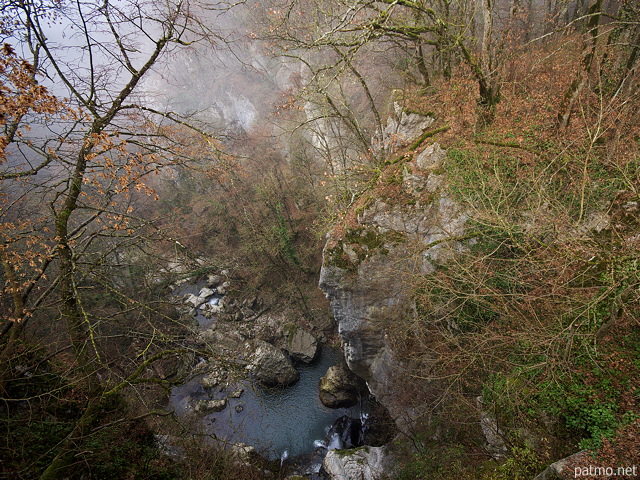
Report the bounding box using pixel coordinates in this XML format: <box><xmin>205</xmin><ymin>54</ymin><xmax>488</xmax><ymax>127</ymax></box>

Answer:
<box><xmin>557</xmin><ymin>0</ymin><xmax>602</xmax><ymax>129</ymax></box>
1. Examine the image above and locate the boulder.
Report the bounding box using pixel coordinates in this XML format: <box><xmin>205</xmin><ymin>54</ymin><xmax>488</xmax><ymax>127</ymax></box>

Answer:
<box><xmin>217</xmin><ymin>281</ymin><xmax>231</xmax><ymax>295</ymax></box>
<box><xmin>200</xmin><ymin>369</ymin><xmax>226</xmax><ymax>388</ymax></box>
<box><xmin>319</xmin><ymin>364</ymin><xmax>366</xmax><ymax>408</ymax></box>
<box><xmin>229</xmin><ymin>389</ymin><xmax>244</xmax><ymax>398</ymax></box>
<box><xmin>207</xmin><ymin>274</ymin><xmax>223</xmax><ymax>288</ymax></box>
<box><xmin>194</xmin><ymin>398</ymin><xmax>227</xmax><ymax>413</ymax></box>
<box><xmin>286</xmin><ymin>327</ymin><xmax>319</xmax><ymax>363</ymax></box>
<box><xmin>533</xmin><ymin>451</ymin><xmax>588</xmax><ymax>480</ymax></box>
<box><xmin>198</xmin><ymin>287</ymin><xmax>215</xmax><ymax>299</ymax></box>
<box><xmin>230</xmin><ymin>443</ymin><xmax>257</xmax><ymax>463</ymax></box>
<box><xmin>202</xmin><ymin>303</ymin><xmax>223</xmax><ymax>315</ymax></box>
<box><xmin>249</xmin><ymin>340</ymin><xmax>299</xmax><ymax>386</ymax></box>
<box><xmin>184</xmin><ymin>293</ymin><xmax>205</xmax><ymax>309</ymax></box>
<box><xmin>323</xmin><ymin>446</ymin><xmax>386</xmax><ymax>480</ymax></box>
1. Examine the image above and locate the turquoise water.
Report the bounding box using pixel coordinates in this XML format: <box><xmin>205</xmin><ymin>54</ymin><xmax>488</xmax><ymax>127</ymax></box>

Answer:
<box><xmin>170</xmin><ymin>347</ymin><xmax>368</xmax><ymax>460</ymax></box>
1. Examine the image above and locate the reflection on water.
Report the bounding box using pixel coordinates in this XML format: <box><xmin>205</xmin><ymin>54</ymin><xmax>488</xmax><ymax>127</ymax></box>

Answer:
<box><xmin>170</xmin><ymin>347</ymin><xmax>369</xmax><ymax>460</ymax></box>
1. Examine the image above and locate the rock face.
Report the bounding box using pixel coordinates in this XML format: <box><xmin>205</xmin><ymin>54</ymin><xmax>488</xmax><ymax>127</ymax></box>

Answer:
<box><xmin>374</xmin><ymin>102</ymin><xmax>435</xmax><ymax>152</ymax></box>
<box><xmin>319</xmin><ymin>143</ymin><xmax>469</xmax><ymax>413</ymax></box>
<box><xmin>323</xmin><ymin>446</ymin><xmax>387</xmax><ymax>480</ymax></box>
<box><xmin>476</xmin><ymin>396</ymin><xmax>508</xmax><ymax>459</ymax></box>
<box><xmin>248</xmin><ymin>340</ymin><xmax>300</xmax><ymax>386</ymax></box>
<box><xmin>286</xmin><ymin>327</ymin><xmax>319</xmax><ymax>363</ymax></box>
<box><xmin>319</xmin><ymin>364</ymin><xmax>366</xmax><ymax>408</ymax></box>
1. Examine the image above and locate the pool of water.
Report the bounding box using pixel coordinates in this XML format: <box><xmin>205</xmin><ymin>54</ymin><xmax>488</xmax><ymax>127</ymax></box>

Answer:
<box><xmin>170</xmin><ymin>347</ymin><xmax>368</xmax><ymax>460</ymax></box>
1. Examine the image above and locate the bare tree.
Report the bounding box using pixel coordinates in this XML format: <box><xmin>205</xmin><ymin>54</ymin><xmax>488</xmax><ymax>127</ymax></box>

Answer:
<box><xmin>0</xmin><ymin>1</ymin><xmax>233</xmax><ymax>477</ymax></box>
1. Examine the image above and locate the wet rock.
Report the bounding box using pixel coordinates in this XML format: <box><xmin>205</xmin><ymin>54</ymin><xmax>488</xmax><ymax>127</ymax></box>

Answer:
<box><xmin>229</xmin><ymin>389</ymin><xmax>244</xmax><ymax>398</ymax></box>
<box><xmin>194</xmin><ymin>398</ymin><xmax>227</xmax><ymax>413</ymax></box>
<box><xmin>327</xmin><ymin>415</ymin><xmax>364</xmax><ymax>449</ymax></box>
<box><xmin>248</xmin><ymin>340</ymin><xmax>299</xmax><ymax>386</ymax></box>
<box><xmin>200</xmin><ymin>367</ymin><xmax>227</xmax><ymax>389</ymax></box>
<box><xmin>362</xmin><ymin>401</ymin><xmax>397</xmax><ymax>446</ymax></box>
<box><xmin>286</xmin><ymin>327</ymin><xmax>318</xmax><ymax>363</ymax></box>
<box><xmin>319</xmin><ymin>364</ymin><xmax>366</xmax><ymax>408</ymax></box>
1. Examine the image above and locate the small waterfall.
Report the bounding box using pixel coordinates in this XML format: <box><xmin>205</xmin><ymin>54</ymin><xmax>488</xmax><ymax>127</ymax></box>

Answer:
<box><xmin>280</xmin><ymin>449</ymin><xmax>289</xmax><ymax>466</ymax></box>
<box><xmin>325</xmin><ymin>415</ymin><xmax>366</xmax><ymax>450</ymax></box>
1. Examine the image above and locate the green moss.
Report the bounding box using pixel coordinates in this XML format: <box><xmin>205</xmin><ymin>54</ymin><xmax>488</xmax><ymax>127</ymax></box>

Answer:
<box><xmin>325</xmin><ymin>227</ymin><xmax>406</xmax><ymax>271</ymax></box>
<box><xmin>409</xmin><ymin>125</ymin><xmax>450</xmax><ymax>151</ymax></box>
<box><xmin>334</xmin><ymin>445</ymin><xmax>370</xmax><ymax>458</ymax></box>
<box><xmin>403</xmin><ymin>108</ymin><xmax>435</xmax><ymax>118</ymax></box>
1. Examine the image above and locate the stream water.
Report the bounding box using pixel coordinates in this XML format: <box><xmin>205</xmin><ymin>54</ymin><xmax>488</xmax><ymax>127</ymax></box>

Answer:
<box><xmin>170</xmin><ymin>346</ymin><xmax>369</xmax><ymax>461</ymax></box>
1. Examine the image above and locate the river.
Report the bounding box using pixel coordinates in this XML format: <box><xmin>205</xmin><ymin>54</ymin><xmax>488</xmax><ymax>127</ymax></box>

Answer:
<box><xmin>170</xmin><ymin>345</ymin><xmax>369</xmax><ymax>461</ymax></box>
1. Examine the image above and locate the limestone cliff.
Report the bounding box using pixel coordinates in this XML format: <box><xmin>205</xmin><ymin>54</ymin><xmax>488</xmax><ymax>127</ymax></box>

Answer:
<box><xmin>319</xmin><ymin>142</ymin><xmax>470</xmax><ymax>416</ymax></box>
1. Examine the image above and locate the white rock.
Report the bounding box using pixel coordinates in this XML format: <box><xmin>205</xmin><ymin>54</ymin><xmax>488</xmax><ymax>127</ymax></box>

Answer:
<box><xmin>323</xmin><ymin>446</ymin><xmax>386</xmax><ymax>480</ymax></box>
<box><xmin>199</xmin><ymin>287</ymin><xmax>215</xmax><ymax>299</ymax></box>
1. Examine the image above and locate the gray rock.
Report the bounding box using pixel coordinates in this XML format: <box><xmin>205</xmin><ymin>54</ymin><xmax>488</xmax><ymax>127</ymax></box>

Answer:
<box><xmin>534</xmin><ymin>451</ymin><xmax>587</xmax><ymax>480</ymax></box>
<box><xmin>319</xmin><ymin>364</ymin><xmax>365</xmax><ymax>408</ymax></box>
<box><xmin>415</xmin><ymin>142</ymin><xmax>446</xmax><ymax>170</ymax></box>
<box><xmin>249</xmin><ymin>340</ymin><xmax>299</xmax><ymax>386</ymax></box>
<box><xmin>476</xmin><ymin>396</ymin><xmax>507</xmax><ymax>459</ymax></box>
<box><xmin>323</xmin><ymin>446</ymin><xmax>386</xmax><ymax>480</ymax></box>
<box><xmin>194</xmin><ymin>398</ymin><xmax>227</xmax><ymax>413</ymax></box>
<box><xmin>235</xmin><ymin>405</ymin><xmax>244</xmax><ymax>413</ymax></box>
<box><xmin>286</xmin><ymin>327</ymin><xmax>319</xmax><ymax>363</ymax></box>
<box><xmin>374</xmin><ymin>102</ymin><xmax>434</xmax><ymax>152</ymax></box>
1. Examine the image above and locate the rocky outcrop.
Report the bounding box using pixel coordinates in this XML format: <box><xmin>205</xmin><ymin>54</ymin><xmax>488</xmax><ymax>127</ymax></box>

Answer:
<box><xmin>230</xmin><ymin>442</ymin><xmax>258</xmax><ymax>463</ymax></box>
<box><xmin>248</xmin><ymin>340</ymin><xmax>300</xmax><ymax>386</ymax></box>
<box><xmin>533</xmin><ymin>451</ymin><xmax>587</xmax><ymax>480</ymax></box>
<box><xmin>323</xmin><ymin>446</ymin><xmax>387</xmax><ymax>480</ymax></box>
<box><xmin>374</xmin><ymin>102</ymin><xmax>435</xmax><ymax>153</ymax></box>
<box><xmin>286</xmin><ymin>326</ymin><xmax>319</xmax><ymax>363</ymax></box>
<box><xmin>476</xmin><ymin>396</ymin><xmax>508</xmax><ymax>459</ymax></box>
<box><xmin>319</xmin><ymin>364</ymin><xmax>366</xmax><ymax>408</ymax></box>
<box><xmin>319</xmin><ymin>143</ymin><xmax>469</xmax><ymax>412</ymax></box>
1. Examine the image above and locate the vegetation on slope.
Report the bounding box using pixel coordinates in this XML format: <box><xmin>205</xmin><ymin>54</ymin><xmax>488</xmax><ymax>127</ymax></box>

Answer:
<box><xmin>376</xmin><ymin>28</ymin><xmax>640</xmax><ymax>480</ymax></box>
